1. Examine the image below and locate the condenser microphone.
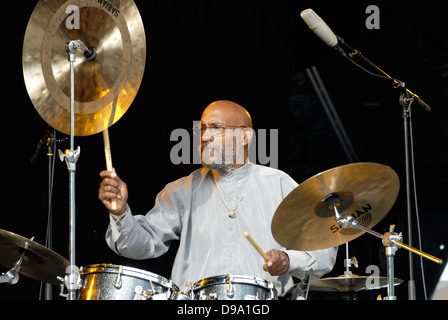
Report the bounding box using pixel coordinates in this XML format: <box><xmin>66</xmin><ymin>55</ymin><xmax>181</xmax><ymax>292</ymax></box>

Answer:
<box><xmin>300</xmin><ymin>9</ymin><xmax>346</xmax><ymax>56</ymax></box>
<box><xmin>300</xmin><ymin>9</ymin><xmax>430</xmax><ymax>112</ymax></box>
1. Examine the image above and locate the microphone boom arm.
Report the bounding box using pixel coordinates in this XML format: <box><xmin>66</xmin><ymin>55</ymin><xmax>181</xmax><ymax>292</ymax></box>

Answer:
<box><xmin>337</xmin><ymin>37</ymin><xmax>431</xmax><ymax>112</ymax></box>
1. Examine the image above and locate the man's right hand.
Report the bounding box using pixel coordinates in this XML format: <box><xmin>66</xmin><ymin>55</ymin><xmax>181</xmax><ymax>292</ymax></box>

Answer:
<box><xmin>98</xmin><ymin>169</ymin><xmax>128</xmax><ymax>216</ymax></box>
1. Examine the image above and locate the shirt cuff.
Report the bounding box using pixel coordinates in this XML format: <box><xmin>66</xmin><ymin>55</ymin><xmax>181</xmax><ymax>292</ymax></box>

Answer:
<box><xmin>109</xmin><ymin>204</ymin><xmax>129</xmax><ymax>221</ymax></box>
<box><xmin>108</xmin><ymin>205</ymin><xmax>131</xmax><ymax>244</ymax></box>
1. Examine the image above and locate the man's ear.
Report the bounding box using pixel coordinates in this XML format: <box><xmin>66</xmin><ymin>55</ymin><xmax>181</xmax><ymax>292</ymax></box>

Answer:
<box><xmin>242</xmin><ymin>128</ymin><xmax>254</xmax><ymax>147</ymax></box>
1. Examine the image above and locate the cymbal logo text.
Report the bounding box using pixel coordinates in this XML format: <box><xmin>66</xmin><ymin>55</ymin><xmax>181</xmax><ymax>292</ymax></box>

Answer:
<box><xmin>97</xmin><ymin>0</ymin><xmax>120</xmax><ymax>17</ymax></box>
<box><xmin>330</xmin><ymin>203</ymin><xmax>373</xmax><ymax>235</ymax></box>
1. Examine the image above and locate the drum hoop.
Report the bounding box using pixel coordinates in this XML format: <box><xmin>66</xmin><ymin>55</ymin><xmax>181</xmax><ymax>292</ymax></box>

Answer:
<box><xmin>80</xmin><ymin>264</ymin><xmax>174</xmax><ymax>288</ymax></box>
<box><xmin>193</xmin><ymin>274</ymin><xmax>274</xmax><ymax>290</ymax></box>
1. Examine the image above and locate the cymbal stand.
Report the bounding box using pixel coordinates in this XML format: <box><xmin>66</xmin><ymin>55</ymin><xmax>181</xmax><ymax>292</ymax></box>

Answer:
<box><xmin>291</xmin><ymin>268</ymin><xmax>313</xmax><ymax>300</ymax></box>
<box><xmin>0</xmin><ymin>261</ymin><xmax>21</xmax><ymax>285</ymax></box>
<box><xmin>57</xmin><ymin>40</ymin><xmax>86</xmax><ymax>300</ymax></box>
<box><xmin>0</xmin><ymin>237</ymin><xmax>33</xmax><ymax>285</ymax></box>
<box><xmin>324</xmin><ymin>194</ymin><xmax>443</xmax><ymax>300</ymax></box>
<box><xmin>341</xmin><ymin>243</ymin><xmax>360</xmax><ymax>300</ymax></box>
<box><xmin>344</xmin><ymin>243</ymin><xmax>358</xmax><ymax>276</ymax></box>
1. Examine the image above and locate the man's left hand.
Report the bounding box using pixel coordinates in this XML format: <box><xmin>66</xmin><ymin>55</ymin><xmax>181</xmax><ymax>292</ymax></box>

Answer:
<box><xmin>263</xmin><ymin>249</ymin><xmax>290</xmax><ymax>276</ymax></box>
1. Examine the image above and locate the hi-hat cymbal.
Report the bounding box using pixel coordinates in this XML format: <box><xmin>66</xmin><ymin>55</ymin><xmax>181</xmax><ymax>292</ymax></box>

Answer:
<box><xmin>23</xmin><ymin>0</ymin><xmax>146</xmax><ymax>136</ymax></box>
<box><xmin>0</xmin><ymin>229</ymin><xmax>69</xmax><ymax>285</ymax></box>
<box><xmin>272</xmin><ymin>162</ymin><xmax>400</xmax><ymax>251</ymax></box>
<box><xmin>309</xmin><ymin>274</ymin><xmax>403</xmax><ymax>292</ymax></box>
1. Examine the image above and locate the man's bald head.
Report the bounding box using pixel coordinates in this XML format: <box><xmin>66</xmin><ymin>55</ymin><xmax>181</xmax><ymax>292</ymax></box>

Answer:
<box><xmin>199</xmin><ymin>100</ymin><xmax>254</xmax><ymax>173</ymax></box>
<box><xmin>201</xmin><ymin>100</ymin><xmax>252</xmax><ymax>128</ymax></box>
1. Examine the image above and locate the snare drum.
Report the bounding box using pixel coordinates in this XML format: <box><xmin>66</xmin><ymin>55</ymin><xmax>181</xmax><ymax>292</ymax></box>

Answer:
<box><xmin>78</xmin><ymin>264</ymin><xmax>180</xmax><ymax>300</ymax></box>
<box><xmin>192</xmin><ymin>274</ymin><xmax>277</xmax><ymax>300</ymax></box>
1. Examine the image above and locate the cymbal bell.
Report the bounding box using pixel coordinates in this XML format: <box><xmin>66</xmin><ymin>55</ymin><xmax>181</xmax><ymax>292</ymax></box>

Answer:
<box><xmin>310</xmin><ymin>274</ymin><xmax>403</xmax><ymax>292</ymax></box>
<box><xmin>0</xmin><ymin>229</ymin><xmax>69</xmax><ymax>285</ymax></box>
<box><xmin>23</xmin><ymin>0</ymin><xmax>146</xmax><ymax>136</ymax></box>
<box><xmin>272</xmin><ymin>162</ymin><xmax>400</xmax><ymax>251</ymax></box>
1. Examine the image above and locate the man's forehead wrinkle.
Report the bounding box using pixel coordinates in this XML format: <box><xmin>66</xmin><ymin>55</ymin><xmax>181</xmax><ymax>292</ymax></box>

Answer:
<box><xmin>201</xmin><ymin>119</ymin><xmax>225</xmax><ymax>126</ymax></box>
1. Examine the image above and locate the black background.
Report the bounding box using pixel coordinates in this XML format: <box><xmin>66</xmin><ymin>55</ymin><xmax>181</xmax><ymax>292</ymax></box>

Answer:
<box><xmin>1</xmin><ymin>0</ymin><xmax>448</xmax><ymax>301</ymax></box>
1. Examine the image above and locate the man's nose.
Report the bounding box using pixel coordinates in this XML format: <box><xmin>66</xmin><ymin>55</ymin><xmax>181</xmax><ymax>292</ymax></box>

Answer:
<box><xmin>201</xmin><ymin>130</ymin><xmax>214</xmax><ymax>142</ymax></box>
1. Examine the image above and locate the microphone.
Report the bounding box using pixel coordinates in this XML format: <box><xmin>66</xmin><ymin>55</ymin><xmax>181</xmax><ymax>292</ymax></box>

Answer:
<box><xmin>30</xmin><ymin>128</ymin><xmax>68</xmax><ymax>164</ymax></box>
<box><xmin>30</xmin><ymin>130</ymin><xmax>51</xmax><ymax>164</ymax></box>
<box><xmin>300</xmin><ymin>9</ymin><xmax>431</xmax><ymax>112</ymax></box>
<box><xmin>300</xmin><ymin>9</ymin><xmax>346</xmax><ymax>56</ymax></box>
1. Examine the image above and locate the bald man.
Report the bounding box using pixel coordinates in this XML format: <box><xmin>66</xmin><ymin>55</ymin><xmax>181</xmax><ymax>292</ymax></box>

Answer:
<box><xmin>99</xmin><ymin>100</ymin><xmax>337</xmax><ymax>298</ymax></box>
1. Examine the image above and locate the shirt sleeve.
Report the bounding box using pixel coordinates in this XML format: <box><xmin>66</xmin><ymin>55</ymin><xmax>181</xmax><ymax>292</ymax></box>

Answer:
<box><xmin>105</xmin><ymin>178</ymin><xmax>187</xmax><ymax>260</ymax></box>
<box><xmin>285</xmin><ymin>246</ymin><xmax>338</xmax><ymax>280</ymax></box>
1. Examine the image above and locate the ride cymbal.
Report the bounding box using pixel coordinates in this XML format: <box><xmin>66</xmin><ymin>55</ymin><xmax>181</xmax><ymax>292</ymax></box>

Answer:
<box><xmin>23</xmin><ymin>0</ymin><xmax>146</xmax><ymax>136</ymax></box>
<box><xmin>271</xmin><ymin>162</ymin><xmax>400</xmax><ymax>251</ymax></box>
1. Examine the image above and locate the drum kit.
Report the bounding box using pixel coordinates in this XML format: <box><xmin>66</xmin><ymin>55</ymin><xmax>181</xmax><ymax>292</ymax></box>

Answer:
<box><xmin>2</xmin><ymin>0</ymin><xmax>442</xmax><ymax>300</ymax></box>
<box><xmin>1</xmin><ymin>160</ymin><xmax>442</xmax><ymax>300</ymax></box>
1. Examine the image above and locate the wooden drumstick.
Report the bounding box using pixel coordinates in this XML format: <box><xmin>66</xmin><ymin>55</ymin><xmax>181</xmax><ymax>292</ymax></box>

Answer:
<box><xmin>103</xmin><ymin>128</ymin><xmax>117</xmax><ymax>210</ymax></box>
<box><xmin>243</xmin><ymin>231</ymin><xmax>270</xmax><ymax>262</ymax></box>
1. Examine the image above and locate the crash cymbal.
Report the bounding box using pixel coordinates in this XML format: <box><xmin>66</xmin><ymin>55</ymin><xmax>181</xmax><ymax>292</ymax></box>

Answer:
<box><xmin>272</xmin><ymin>162</ymin><xmax>400</xmax><ymax>251</ymax></box>
<box><xmin>0</xmin><ymin>229</ymin><xmax>69</xmax><ymax>285</ymax></box>
<box><xmin>23</xmin><ymin>0</ymin><xmax>146</xmax><ymax>136</ymax></box>
<box><xmin>309</xmin><ymin>274</ymin><xmax>403</xmax><ymax>292</ymax></box>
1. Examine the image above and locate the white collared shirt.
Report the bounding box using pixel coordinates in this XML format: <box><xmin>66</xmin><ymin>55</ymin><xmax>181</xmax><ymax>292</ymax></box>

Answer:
<box><xmin>106</xmin><ymin>162</ymin><xmax>338</xmax><ymax>296</ymax></box>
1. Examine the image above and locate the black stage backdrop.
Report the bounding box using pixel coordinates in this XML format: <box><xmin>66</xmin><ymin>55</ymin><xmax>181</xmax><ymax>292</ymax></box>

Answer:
<box><xmin>1</xmin><ymin>0</ymin><xmax>448</xmax><ymax>301</ymax></box>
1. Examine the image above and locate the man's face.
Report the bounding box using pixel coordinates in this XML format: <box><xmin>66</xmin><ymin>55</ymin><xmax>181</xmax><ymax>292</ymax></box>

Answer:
<box><xmin>200</xmin><ymin>109</ymin><xmax>246</xmax><ymax>173</ymax></box>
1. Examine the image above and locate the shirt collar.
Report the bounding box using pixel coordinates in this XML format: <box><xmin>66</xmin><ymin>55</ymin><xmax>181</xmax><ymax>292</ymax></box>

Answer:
<box><xmin>212</xmin><ymin>159</ymin><xmax>252</xmax><ymax>182</ymax></box>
